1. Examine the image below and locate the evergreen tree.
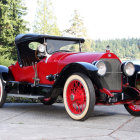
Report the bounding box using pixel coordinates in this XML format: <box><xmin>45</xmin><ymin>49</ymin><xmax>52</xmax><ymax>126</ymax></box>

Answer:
<box><xmin>94</xmin><ymin>38</ymin><xmax>140</xmax><ymax>60</ymax></box>
<box><xmin>63</xmin><ymin>10</ymin><xmax>93</xmax><ymax>52</ymax></box>
<box><xmin>33</xmin><ymin>0</ymin><xmax>61</xmax><ymax>36</ymax></box>
<box><xmin>64</xmin><ymin>10</ymin><xmax>87</xmax><ymax>37</ymax></box>
<box><xmin>0</xmin><ymin>0</ymin><xmax>28</xmax><ymax>60</ymax></box>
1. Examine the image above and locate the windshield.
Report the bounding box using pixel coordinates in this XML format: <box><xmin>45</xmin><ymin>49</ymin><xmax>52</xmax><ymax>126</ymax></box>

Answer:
<box><xmin>47</xmin><ymin>39</ymin><xmax>80</xmax><ymax>54</ymax></box>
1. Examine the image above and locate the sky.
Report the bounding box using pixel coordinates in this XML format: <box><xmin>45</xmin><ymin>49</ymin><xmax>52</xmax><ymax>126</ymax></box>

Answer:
<box><xmin>24</xmin><ymin>0</ymin><xmax>140</xmax><ymax>40</ymax></box>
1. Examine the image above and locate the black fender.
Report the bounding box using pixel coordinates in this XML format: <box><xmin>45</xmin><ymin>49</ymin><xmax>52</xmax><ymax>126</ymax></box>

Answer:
<box><xmin>135</xmin><ymin>64</ymin><xmax>140</xmax><ymax>90</ymax></box>
<box><xmin>0</xmin><ymin>65</ymin><xmax>14</xmax><ymax>81</ymax></box>
<box><xmin>54</xmin><ymin>62</ymin><xmax>103</xmax><ymax>89</ymax></box>
<box><xmin>123</xmin><ymin>86</ymin><xmax>140</xmax><ymax>100</ymax></box>
<box><xmin>127</xmin><ymin>64</ymin><xmax>140</xmax><ymax>88</ymax></box>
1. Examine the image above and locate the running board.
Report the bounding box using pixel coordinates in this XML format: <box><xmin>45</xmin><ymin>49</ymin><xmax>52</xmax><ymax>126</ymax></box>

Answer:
<box><xmin>6</xmin><ymin>81</ymin><xmax>53</xmax><ymax>98</ymax></box>
<box><xmin>8</xmin><ymin>94</ymin><xmax>45</xmax><ymax>99</ymax></box>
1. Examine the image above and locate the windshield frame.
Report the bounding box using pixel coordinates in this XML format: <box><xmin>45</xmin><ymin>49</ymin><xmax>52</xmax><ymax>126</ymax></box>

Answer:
<box><xmin>46</xmin><ymin>39</ymin><xmax>82</xmax><ymax>54</ymax></box>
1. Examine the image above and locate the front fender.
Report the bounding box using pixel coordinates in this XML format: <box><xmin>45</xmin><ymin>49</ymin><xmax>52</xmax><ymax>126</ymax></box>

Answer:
<box><xmin>135</xmin><ymin>64</ymin><xmax>140</xmax><ymax>90</ymax></box>
<box><xmin>123</xmin><ymin>86</ymin><xmax>140</xmax><ymax>100</ymax></box>
<box><xmin>127</xmin><ymin>64</ymin><xmax>140</xmax><ymax>89</ymax></box>
<box><xmin>54</xmin><ymin>62</ymin><xmax>102</xmax><ymax>89</ymax></box>
<box><xmin>0</xmin><ymin>65</ymin><xmax>14</xmax><ymax>81</ymax></box>
<box><xmin>136</xmin><ymin>72</ymin><xmax>140</xmax><ymax>90</ymax></box>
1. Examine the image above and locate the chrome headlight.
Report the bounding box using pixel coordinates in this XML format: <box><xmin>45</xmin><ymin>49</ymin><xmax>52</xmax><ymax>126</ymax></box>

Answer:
<box><xmin>123</xmin><ymin>62</ymin><xmax>135</xmax><ymax>76</ymax></box>
<box><xmin>38</xmin><ymin>44</ymin><xmax>45</xmax><ymax>53</ymax></box>
<box><xmin>95</xmin><ymin>60</ymin><xmax>107</xmax><ymax>76</ymax></box>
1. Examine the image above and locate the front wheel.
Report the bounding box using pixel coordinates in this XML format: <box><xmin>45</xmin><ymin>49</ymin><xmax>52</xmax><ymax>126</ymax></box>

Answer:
<box><xmin>124</xmin><ymin>103</ymin><xmax>140</xmax><ymax>116</ymax></box>
<box><xmin>0</xmin><ymin>76</ymin><xmax>7</xmax><ymax>107</ymax></box>
<box><xmin>63</xmin><ymin>73</ymin><xmax>95</xmax><ymax>121</ymax></box>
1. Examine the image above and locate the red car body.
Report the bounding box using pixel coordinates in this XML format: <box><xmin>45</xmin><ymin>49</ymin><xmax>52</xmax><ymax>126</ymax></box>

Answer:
<box><xmin>9</xmin><ymin>52</ymin><xmax>119</xmax><ymax>85</ymax></box>
<box><xmin>0</xmin><ymin>34</ymin><xmax>140</xmax><ymax>120</ymax></box>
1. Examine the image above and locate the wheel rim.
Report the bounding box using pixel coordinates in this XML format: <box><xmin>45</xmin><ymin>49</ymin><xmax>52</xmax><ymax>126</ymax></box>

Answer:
<box><xmin>66</xmin><ymin>80</ymin><xmax>86</xmax><ymax>115</ymax></box>
<box><xmin>128</xmin><ymin>103</ymin><xmax>140</xmax><ymax>112</ymax></box>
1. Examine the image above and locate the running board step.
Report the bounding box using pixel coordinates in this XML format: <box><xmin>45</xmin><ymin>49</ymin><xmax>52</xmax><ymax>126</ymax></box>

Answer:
<box><xmin>8</xmin><ymin>94</ymin><xmax>45</xmax><ymax>99</ymax></box>
<box><xmin>6</xmin><ymin>81</ymin><xmax>53</xmax><ymax>98</ymax></box>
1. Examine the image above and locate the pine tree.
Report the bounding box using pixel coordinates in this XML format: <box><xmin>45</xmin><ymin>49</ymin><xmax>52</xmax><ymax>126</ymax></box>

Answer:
<box><xmin>63</xmin><ymin>10</ymin><xmax>93</xmax><ymax>52</ymax></box>
<box><xmin>0</xmin><ymin>0</ymin><xmax>28</xmax><ymax>60</ymax></box>
<box><xmin>94</xmin><ymin>38</ymin><xmax>140</xmax><ymax>59</ymax></box>
<box><xmin>33</xmin><ymin>0</ymin><xmax>61</xmax><ymax>36</ymax></box>
<box><xmin>64</xmin><ymin>10</ymin><xmax>87</xmax><ymax>37</ymax></box>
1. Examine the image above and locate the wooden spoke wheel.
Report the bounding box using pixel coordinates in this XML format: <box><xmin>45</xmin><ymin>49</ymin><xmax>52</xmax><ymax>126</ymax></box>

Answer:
<box><xmin>63</xmin><ymin>73</ymin><xmax>95</xmax><ymax>121</ymax></box>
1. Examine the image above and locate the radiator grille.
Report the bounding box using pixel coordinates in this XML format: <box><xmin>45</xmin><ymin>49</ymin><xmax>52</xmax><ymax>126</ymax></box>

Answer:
<box><xmin>98</xmin><ymin>59</ymin><xmax>122</xmax><ymax>91</ymax></box>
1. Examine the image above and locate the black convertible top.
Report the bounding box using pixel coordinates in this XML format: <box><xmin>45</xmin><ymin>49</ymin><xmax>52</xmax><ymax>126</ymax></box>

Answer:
<box><xmin>15</xmin><ymin>34</ymin><xmax>85</xmax><ymax>44</ymax></box>
<box><xmin>15</xmin><ymin>34</ymin><xmax>85</xmax><ymax>67</ymax></box>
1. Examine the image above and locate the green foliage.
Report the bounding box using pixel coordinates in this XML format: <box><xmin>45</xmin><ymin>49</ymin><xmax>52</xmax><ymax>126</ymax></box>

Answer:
<box><xmin>63</xmin><ymin>10</ymin><xmax>92</xmax><ymax>52</ymax></box>
<box><xmin>64</xmin><ymin>10</ymin><xmax>87</xmax><ymax>37</ymax></box>
<box><xmin>91</xmin><ymin>38</ymin><xmax>140</xmax><ymax>59</ymax></box>
<box><xmin>29</xmin><ymin>42</ymin><xmax>41</xmax><ymax>50</ymax></box>
<box><xmin>6</xmin><ymin>96</ymin><xmax>39</xmax><ymax>103</ymax></box>
<box><xmin>0</xmin><ymin>0</ymin><xmax>28</xmax><ymax>60</ymax></box>
<box><xmin>0</xmin><ymin>54</ymin><xmax>15</xmax><ymax>66</ymax></box>
<box><xmin>33</xmin><ymin>0</ymin><xmax>61</xmax><ymax>36</ymax></box>
<box><xmin>0</xmin><ymin>0</ymin><xmax>139</xmax><ymax>65</ymax></box>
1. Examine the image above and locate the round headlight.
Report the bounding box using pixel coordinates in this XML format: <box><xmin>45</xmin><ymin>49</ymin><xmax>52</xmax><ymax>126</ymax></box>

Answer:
<box><xmin>123</xmin><ymin>62</ymin><xmax>135</xmax><ymax>76</ymax></box>
<box><xmin>38</xmin><ymin>44</ymin><xmax>45</xmax><ymax>53</ymax></box>
<box><xmin>95</xmin><ymin>61</ymin><xmax>107</xmax><ymax>76</ymax></box>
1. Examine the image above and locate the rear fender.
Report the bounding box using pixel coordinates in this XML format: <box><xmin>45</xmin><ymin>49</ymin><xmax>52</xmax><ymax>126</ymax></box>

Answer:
<box><xmin>0</xmin><ymin>65</ymin><xmax>14</xmax><ymax>81</ymax></box>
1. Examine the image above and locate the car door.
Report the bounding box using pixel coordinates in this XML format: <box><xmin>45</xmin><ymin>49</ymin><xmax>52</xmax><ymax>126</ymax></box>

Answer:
<box><xmin>9</xmin><ymin>62</ymin><xmax>35</xmax><ymax>83</ymax></box>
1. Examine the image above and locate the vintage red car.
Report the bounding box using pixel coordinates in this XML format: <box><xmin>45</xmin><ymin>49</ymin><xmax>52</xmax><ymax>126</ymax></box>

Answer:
<box><xmin>0</xmin><ymin>34</ymin><xmax>140</xmax><ymax>120</ymax></box>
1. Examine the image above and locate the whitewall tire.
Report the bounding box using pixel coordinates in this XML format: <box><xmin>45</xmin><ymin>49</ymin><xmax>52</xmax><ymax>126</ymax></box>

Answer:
<box><xmin>63</xmin><ymin>73</ymin><xmax>95</xmax><ymax>121</ymax></box>
<box><xmin>0</xmin><ymin>76</ymin><xmax>7</xmax><ymax>107</ymax></box>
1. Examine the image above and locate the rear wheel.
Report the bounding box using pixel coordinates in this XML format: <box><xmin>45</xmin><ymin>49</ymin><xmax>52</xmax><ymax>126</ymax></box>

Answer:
<box><xmin>0</xmin><ymin>76</ymin><xmax>7</xmax><ymax>107</ymax></box>
<box><xmin>63</xmin><ymin>73</ymin><xmax>95</xmax><ymax>121</ymax></box>
<box><xmin>124</xmin><ymin>103</ymin><xmax>140</xmax><ymax>116</ymax></box>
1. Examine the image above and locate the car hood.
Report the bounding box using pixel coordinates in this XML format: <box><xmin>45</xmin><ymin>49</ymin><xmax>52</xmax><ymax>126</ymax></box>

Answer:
<box><xmin>48</xmin><ymin>51</ymin><xmax>121</xmax><ymax>72</ymax></box>
<box><xmin>57</xmin><ymin>52</ymin><xmax>104</xmax><ymax>63</ymax></box>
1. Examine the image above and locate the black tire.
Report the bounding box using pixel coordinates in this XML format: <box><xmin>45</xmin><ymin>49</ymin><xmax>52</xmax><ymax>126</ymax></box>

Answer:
<box><xmin>40</xmin><ymin>98</ymin><xmax>56</xmax><ymax>105</ymax></box>
<box><xmin>124</xmin><ymin>104</ymin><xmax>140</xmax><ymax>116</ymax></box>
<box><xmin>63</xmin><ymin>73</ymin><xmax>95</xmax><ymax>121</ymax></box>
<box><xmin>0</xmin><ymin>75</ymin><xmax>7</xmax><ymax>107</ymax></box>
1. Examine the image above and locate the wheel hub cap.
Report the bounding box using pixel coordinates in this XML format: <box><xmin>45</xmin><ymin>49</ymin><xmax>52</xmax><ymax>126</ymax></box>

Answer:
<box><xmin>128</xmin><ymin>104</ymin><xmax>140</xmax><ymax>112</ymax></box>
<box><xmin>70</xmin><ymin>94</ymin><xmax>75</xmax><ymax>101</ymax></box>
<box><xmin>66</xmin><ymin>80</ymin><xmax>86</xmax><ymax>114</ymax></box>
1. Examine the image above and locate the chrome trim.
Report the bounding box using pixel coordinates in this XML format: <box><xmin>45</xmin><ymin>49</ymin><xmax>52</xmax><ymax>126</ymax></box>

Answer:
<box><xmin>106</xmin><ymin>72</ymin><xmax>122</xmax><ymax>74</ymax></box>
<box><xmin>123</xmin><ymin>61</ymin><xmax>135</xmax><ymax>76</ymax></box>
<box><xmin>99</xmin><ymin>58</ymin><xmax>122</xmax><ymax>91</ymax></box>
<box><xmin>95</xmin><ymin>60</ymin><xmax>107</xmax><ymax>76</ymax></box>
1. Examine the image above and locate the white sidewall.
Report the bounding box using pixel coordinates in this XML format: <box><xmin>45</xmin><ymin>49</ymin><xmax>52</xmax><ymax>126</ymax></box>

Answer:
<box><xmin>0</xmin><ymin>79</ymin><xmax>3</xmax><ymax>102</ymax></box>
<box><xmin>63</xmin><ymin>74</ymin><xmax>90</xmax><ymax>120</ymax></box>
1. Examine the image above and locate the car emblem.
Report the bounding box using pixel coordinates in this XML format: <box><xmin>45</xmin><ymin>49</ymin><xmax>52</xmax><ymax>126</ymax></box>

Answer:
<box><xmin>108</xmin><ymin>54</ymin><xmax>111</xmax><ymax>57</ymax></box>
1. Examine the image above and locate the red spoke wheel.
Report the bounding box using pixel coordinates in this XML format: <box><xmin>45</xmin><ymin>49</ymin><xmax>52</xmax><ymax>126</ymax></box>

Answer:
<box><xmin>0</xmin><ymin>75</ymin><xmax>7</xmax><ymax>108</ymax></box>
<box><xmin>63</xmin><ymin>73</ymin><xmax>95</xmax><ymax>121</ymax></box>
<box><xmin>124</xmin><ymin>103</ymin><xmax>140</xmax><ymax>116</ymax></box>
